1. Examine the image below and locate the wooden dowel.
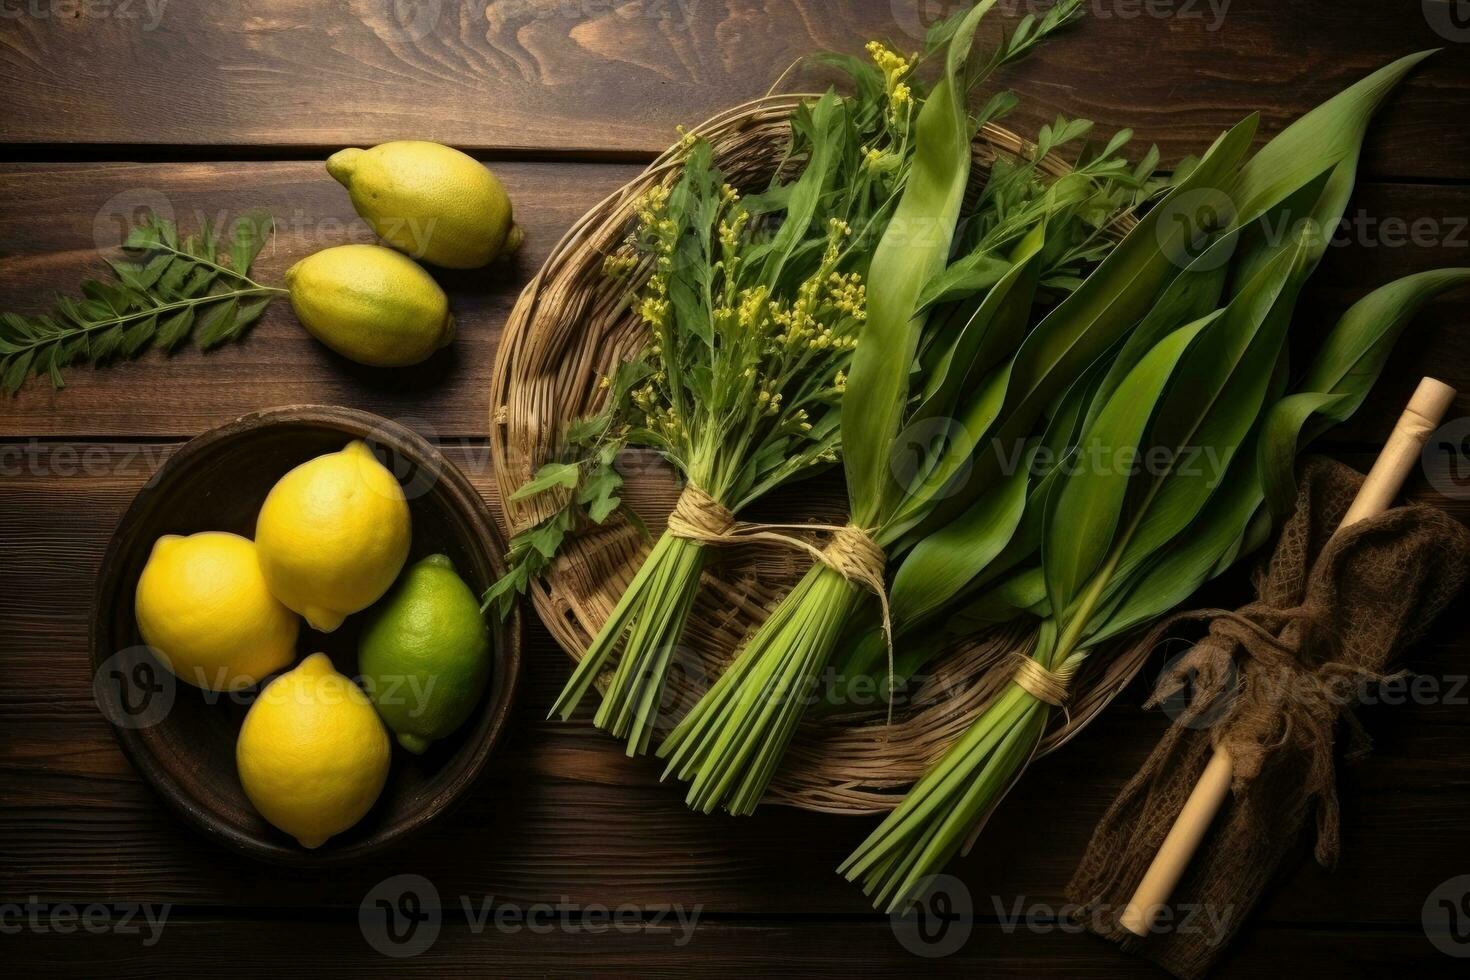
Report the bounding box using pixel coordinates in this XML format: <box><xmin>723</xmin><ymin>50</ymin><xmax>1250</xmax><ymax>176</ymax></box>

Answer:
<box><xmin>1117</xmin><ymin>376</ymin><xmax>1458</xmax><ymax>938</ymax></box>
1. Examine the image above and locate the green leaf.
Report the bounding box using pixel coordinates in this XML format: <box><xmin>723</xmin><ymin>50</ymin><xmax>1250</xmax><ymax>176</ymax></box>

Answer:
<box><xmin>194</xmin><ymin>297</ymin><xmax>240</xmax><ymax>349</ymax></box>
<box><xmin>1228</xmin><ymin>51</ymin><xmax>1437</xmax><ymax>251</ymax></box>
<box><xmin>890</xmin><ymin>439</ymin><xmax>1038</xmax><ymax>624</ymax></box>
<box><xmin>757</xmin><ymin>91</ymin><xmax>848</xmax><ymax>291</ymax></box>
<box><xmin>1087</xmin><ymin>437</ymin><xmax>1266</xmax><ymax>646</ymax></box>
<box><xmin>1297</xmin><ymin>268</ymin><xmax>1470</xmax><ymax>435</ymax></box>
<box><xmin>842</xmin><ymin>0</ymin><xmax>995</xmax><ymax>528</ymax></box>
<box><xmin>154</xmin><ymin>306</ymin><xmax>196</xmax><ymax>351</ymax></box>
<box><xmin>896</xmin><ymin>225</ymin><xmax>1045</xmax><ymax>520</ymax></box>
<box><xmin>1257</xmin><ymin>267</ymin><xmax>1470</xmax><ymax>515</ymax></box>
<box><xmin>1256</xmin><ymin>391</ymin><xmax>1348</xmax><ymax>521</ymax></box>
<box><xmin>915</xmin><ymin>252</ymin><xmax>1012</xmax><ymax>313</ymax></box>
<box><xmin>1110</xmin><ymin>231</ymin><xmax>1312</xmax><ymax>582</ymax></box>
<box><xmin>1042</xmin><ymin>315</ymin><xmax>1212</xmax><ymax>619</ymax></box>
<box><xmin>0</xmin><ymin>209</ymin><xmax>282</xmax><ymax>394</ymax></box>
<box><xmin>2</xmin><ymin>349</ymin><xmax>34</xmax><ymax>394</ymax></box>
<box><xmin>575</xmin><ymin>466</ymin><xmax>624</xmax><ymax>524</ymax></box>
<box><xmin>509</xmin><ymin>461</ymin><xmax>581</xmax><ymax>501</ymax></box>
<box><xmin>915</xmin><ymin>116</ymin><xmax>1258</xmax><ymax>538</ymax></box>
<box><xmin>229</xmin><ymin>209</ymin><xmax>275</xmax><ymax>275</ymax></box>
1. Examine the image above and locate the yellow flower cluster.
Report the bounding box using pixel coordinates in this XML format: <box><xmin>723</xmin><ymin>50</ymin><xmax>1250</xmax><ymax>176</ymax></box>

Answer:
<box><xmin>866</xmin><ymin>41</ymin><xmax>914</xmax><ymax>123</ymax></box>
<box><xmin>866</xmin><ymin>40</ymin><xmax>910</xmax><ymax>84</ymax></box>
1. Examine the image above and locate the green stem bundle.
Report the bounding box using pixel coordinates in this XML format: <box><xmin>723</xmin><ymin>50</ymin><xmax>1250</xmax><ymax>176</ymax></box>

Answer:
<box><xmin>841</xmin><ymin>49</ymin><xmax>1469</xmax><ymax>911</ymax></box>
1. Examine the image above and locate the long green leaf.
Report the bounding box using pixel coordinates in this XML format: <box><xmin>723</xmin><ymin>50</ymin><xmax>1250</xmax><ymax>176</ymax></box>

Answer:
<box><xmin>1110</xmin><ymin>232</ymin><xmax>1312</xmax><ymax>581</ymax></box>
<box><xmin>1042</xmin><ymin>315</ymin><xmax>1213</xmax><ymax>618</ymax></box>
<box><xmin>911</xmin><ymin>115</ymin><xmax>1258</xmax><ymax>538</ymax></box>
<box><xmin>842</xmin><ymin>0</ymin><xmax>994</xmax><ymax>527</ymax></box>
<box><xmin>890</xmin><ymin>440</ymin><xmax>1038</xmax><ymax>623</ymax></box>
<box><xmin>1228</xmin><ymin>51</ymin><xmax>1437</xmax><ymax>255</ymax></box>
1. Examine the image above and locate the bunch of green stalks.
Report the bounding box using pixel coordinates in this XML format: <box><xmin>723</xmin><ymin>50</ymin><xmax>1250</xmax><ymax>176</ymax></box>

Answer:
<box><xmin>495</xmin><ymin>0</ymin><xmax>1156</xmax><ymax>756</ymax></box>
<box><xmin>657</xmin><ymin>0</ymin><xmax>1161</xmax><ymax>809</ymax></box>
<box><xmin>660</xmin><ymin>9</ymin><xmax>1468</xmax><ymax>869</ymax></box>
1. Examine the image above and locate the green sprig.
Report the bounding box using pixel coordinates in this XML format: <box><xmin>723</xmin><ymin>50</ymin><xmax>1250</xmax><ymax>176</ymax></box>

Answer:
<box><xmin>0</xmin><ymin>210</ymin><xmax>283</xmax><ymax>394</ymax></box>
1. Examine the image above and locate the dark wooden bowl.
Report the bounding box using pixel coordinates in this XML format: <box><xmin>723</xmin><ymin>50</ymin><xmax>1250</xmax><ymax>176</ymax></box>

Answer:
<box><xmin>91</xmin><ymin>405</ymin><xmax>522</xmax><ymax>865</ymax></box>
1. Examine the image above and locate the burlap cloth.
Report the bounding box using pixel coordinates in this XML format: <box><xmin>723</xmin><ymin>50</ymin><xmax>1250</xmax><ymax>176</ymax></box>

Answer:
<box><xmin>1067</xmin><ymin>456</ymin><xmax>1470</xmax><ymax>978</ymax></box>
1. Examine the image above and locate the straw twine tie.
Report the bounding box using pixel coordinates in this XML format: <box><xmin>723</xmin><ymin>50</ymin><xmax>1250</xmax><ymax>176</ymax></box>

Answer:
<box><xmin>1007</xmin><ymin>651</ymin><xmax>1079</xmax><ymax>708</ymax></box>
<box><xmin>664</xmin><ymin>483</ymin><xmax>895</xmax><ymax>720</ymax></box>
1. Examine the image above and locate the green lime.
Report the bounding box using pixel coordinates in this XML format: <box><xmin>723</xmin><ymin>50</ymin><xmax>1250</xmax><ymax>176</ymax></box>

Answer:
<box><xmin>358</xmin><ymin>554</ymin><xmax>491</xmax><ymax>753</ymax></box>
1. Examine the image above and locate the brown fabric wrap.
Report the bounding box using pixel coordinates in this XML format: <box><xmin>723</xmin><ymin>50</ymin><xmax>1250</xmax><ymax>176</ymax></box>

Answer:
<box><xmin>1067</xmin><ymin>456</ymin><xmax>1470</xmax><ymax>979</ymax></box>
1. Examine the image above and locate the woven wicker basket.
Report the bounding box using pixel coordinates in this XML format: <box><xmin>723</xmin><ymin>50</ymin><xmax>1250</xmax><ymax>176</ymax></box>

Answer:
<box><xmin>490</xmin><ymin>94</ymin><xmax>1153</xmax><ymax>814</ymax></box>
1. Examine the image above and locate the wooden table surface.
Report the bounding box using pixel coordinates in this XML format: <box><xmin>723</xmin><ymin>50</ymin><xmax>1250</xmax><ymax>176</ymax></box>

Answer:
<box><xmin>3</xmin><ymin>2</ymin><xmax>1469</xmax><ymax>976</ymax></box>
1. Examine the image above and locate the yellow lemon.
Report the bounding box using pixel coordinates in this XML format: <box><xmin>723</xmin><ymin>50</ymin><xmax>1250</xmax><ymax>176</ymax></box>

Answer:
<box><xmin>286</xmin><ymin>244</ymin><xmax>454</xmax><ymax>367</ymax></box>
<box><xmin>255</xmin><ymin>439</ymin><xmax>411</xmax><ymax>633</ymax></box>
<box><xmin>236</xmin><ymin>652</ymin><xmax>390</xmax><ymax>848</ymax></box>
<box><xmin>326</xmin><ymin>141</ymin><xmax>522</xmax><ymax>269</ymax></box>
<box><xmin>134</xmin><ymin>531</ymin><xmax>298</xmax><ymax>691</ymax></box>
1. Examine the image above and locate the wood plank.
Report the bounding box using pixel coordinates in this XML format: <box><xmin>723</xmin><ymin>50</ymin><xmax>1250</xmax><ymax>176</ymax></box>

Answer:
<box><xmin>2</xmin><ymin>444</ymin><xmax>1467</xmax><ymax>929</ymax></box>
<box><xmin>2</xmin><ymin>163</ymin><xmax>1468</xmax><ymax>440</ymax></box>
<box><xmin>0</xmin><ymin>160</ymin><xmax>638</xmax><ymax>437</ymax></box>
<box><xmin>0</xmin><ymin>1</ymin><xmax>1466</xmax><ymax>181</ymax></box>
<box><xmin>0</xmin><ymin>916</ymin><xmax>1453</xmax><ymax>978</ymax></box>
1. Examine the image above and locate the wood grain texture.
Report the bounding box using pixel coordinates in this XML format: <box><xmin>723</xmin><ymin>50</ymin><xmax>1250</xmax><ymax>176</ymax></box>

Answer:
<box><xmin>0</xmin><ymin>0</ymin><xmax>1466</xmax><ymax>179</ymax></box>
<box><xmin>0</xmin><ymin>160</ymin><xmax>638</xmax><ymax>437</ymax></box>
<box><xmin>2</xmin><ymin>163</ymin><xmax>1467</xmax><ymax>440</ymax></box>
<box><xmin>2</xmin><ymin>444</ymin><xmax>1467</xmax><ymax>933</ymax></box>
<box><xmin>4</xmin><ymin>4</ymin><xmax>1470</xmax><ymax>973</ymax></box>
